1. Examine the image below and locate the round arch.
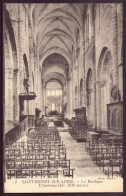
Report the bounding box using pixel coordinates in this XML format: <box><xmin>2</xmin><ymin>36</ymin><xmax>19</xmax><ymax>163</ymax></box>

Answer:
<box><xmin>97</xmin><ymin>47</ymin><xmax>113</xmax><ymax>129</ymax></box>
<box><xmin>45</xmin><ymin>79</ymin><xmax>63</xmax><ymax>88</ymax></box>
<box><xmin>45</xmin><ymin>80</ymin><xmax>63</xmax><ymax>116</ymax></box>
<box><xmin>4</xmin><ymin>7</ymin><xmax>18</xmax><ymax>69</ymax></box>
<box><xmin>40</xmin><ymin>48</ymin><xmax>71</xmax><ymax>66</ymax></box>
<box><xmin>4</xmin><ymin>6</ymin><xmax>19</xmax><ymax>129</ymax></box>
<box><xmin>44</xmin><ymin>72</ymin><xmax>66</xmax><ymax>88</ymax></box>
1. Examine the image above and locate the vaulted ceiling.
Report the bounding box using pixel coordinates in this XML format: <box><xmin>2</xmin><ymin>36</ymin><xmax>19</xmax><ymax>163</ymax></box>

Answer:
<box><xmin>28</xmin><ymin>3</ymin><xmax>85</xmax><ymax>87</ymax></box>
<box><xmin>29</xmin><ymin>3</ymin><xmax>85</xmax><ymax>65</ymax></box>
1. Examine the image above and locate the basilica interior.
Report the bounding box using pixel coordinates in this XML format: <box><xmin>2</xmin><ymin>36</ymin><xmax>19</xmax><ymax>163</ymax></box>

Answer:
<box><xmin>3</xmin><ymin>3</ymin><xmax>123</xmax><ymax>182</ymax></box>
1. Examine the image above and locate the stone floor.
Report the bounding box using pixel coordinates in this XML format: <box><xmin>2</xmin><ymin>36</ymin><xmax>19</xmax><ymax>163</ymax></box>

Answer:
<box><xmin>58</xmin><ymin>124</ymin><xmax>105</xmax><ymax>178</ymax></box>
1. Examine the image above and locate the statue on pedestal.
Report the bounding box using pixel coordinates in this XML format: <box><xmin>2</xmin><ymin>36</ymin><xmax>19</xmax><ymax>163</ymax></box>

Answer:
<box><xmin>111</xmin><ymin>85</ymin><xmax>120</xmax><ymax>102</ymax></box>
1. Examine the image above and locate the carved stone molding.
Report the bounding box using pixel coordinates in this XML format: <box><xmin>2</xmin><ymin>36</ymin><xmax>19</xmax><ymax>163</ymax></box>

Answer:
<box><xmin>86</xmin><ymin>88</ymin><xmax>93</xmax><ymax>93</ymax></box>
<box><xmin>96</xmin><ymin>80</ymin><xmax>107</xmax><ymax>87</ymax></box>
<box><xmin>5</xmin><ymin>68</ymin><xmax>13</xmax><ymax>79</ymax></box>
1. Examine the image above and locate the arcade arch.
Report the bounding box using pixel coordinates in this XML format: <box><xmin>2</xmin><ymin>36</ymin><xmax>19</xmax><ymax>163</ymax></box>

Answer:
<box><xmin>97</xmin><ymin>47</ymin><xmax>113</xmax><ymax>129</ymax></box>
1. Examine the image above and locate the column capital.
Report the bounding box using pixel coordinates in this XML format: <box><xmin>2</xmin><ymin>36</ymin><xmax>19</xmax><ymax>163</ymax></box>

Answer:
<box><xmin>96</xmin><ymin>80</ymin><xmax>107</xmax><ymax>87</ymax></box>
<box><xmin>5</xmin><ymin>67</ymin><xmax>13</xmax><ymax>79</ymax></box>
<box><xmin>13</xmin><ymin>68</ymin><xmax>19</xmax><ymax>75</ymax></box>
<box><xmin>82</xmin><ymin>42</ymin><xmax>85</xmax><ymax>47</ymax></box>
<box><xmin>86</xmin><ymin>88</ymin><xmax>93</xmax><ymax>93</ymax></box>
<box><xmin>118</xmin><ymin>63</ymin><xmax>123</xmax><ymax>68</ymax></box>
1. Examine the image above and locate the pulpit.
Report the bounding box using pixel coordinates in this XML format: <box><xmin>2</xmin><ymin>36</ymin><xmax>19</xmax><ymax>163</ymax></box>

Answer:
<box><xmin>19</xmin><ymin>92</ymin><xmax>36</xmax><ymax>122</ymax></box>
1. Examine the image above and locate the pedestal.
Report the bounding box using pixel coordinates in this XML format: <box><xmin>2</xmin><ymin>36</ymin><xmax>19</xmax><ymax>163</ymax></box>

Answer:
<box><xmin>107</xmin><ymin>102</ymin><xmax>123</xmax><ymax>133</ymax></box>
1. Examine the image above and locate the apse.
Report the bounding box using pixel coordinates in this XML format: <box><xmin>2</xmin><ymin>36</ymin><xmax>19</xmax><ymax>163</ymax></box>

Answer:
<box><xmin>45</xmin><ymin>81</ymin><xmax>63</xmax><ymax>116</ymax></box>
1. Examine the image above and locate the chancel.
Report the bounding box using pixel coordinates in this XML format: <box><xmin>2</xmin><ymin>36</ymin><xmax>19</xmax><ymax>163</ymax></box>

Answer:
<box><xmin>3</xmin><ymin>3</ymin><xmax>123</xmax><ymax>182</ymax></box>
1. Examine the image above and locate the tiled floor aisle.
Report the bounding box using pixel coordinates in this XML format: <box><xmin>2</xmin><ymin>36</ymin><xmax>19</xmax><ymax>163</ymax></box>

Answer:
<box><xmin>58</xmin><ymin>125</ymin><xmax>105</xmax><ymax>178</ymax></box>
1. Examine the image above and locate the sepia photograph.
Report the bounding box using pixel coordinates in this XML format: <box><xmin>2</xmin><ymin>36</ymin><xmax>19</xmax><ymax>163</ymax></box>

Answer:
<box><xmin>3</xmin><ymin>2</ymin><xmax>123</xmax><ymax>193</ymax></box>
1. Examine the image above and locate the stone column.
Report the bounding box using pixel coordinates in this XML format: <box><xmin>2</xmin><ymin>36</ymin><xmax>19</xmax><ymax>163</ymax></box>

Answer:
<box><xmin>67</xmin><ymin>78</ymin><xmax>72</xmax><ymax>118</ymax></box>
<box><xmin>75</xmin><ymin>64</ymin><xmax>79</xmax><ymax>108</ymax></box>
<box><xmin>111</xmin><ymin>4</ymin><xmax>118</xmax><ymax>85</ymax></box>
<box><xmin>90</xmin><ymin>89</ymin><xmax>94</xmax><ymax>125</ymax></box>
<box><xmin>34</xmin><ymin>48</ymin><xmax>38</xmax><ymax>113</ymax></box>
<box><xmin>96</xmin><ymin>81</ymin><xmax>102</xmax><ymax>128</ymax></box>
<box><xmin>18</xmin><ymin>4</ymin><xmax>24</xmax><ymax>93</ymax></box>
<box><xmin>62</xmin><ymin>84</ymin><xmax>66</xmax><ymax>117</ymax></box>
<box><xmin>82</xmin><ymin>35</ymin><xmax>86</xmax><ymax>107</ymax></box>
<box><xmin>72</xmin><ymin>54</ymin><xmax>76</xmax><ymax>116</ymax></box>
<box><xmin>28</xmin><ymin>16</ymin><xmax>34</xmax><ymax>115</ymax></box>
<box><xmin>92</xmin><ymin>4</ymin><xmax>97</xmax><ymax>128</ymax></box>
<box><xmin>103</xmin><ymin>81</ymin><xmax>110</xmax><ymax>129</ymax></box>
<box><xmin>118</xmin><ymin>64</ymin><xmax>123</xmax><ymax>102</ymax></box>
<box><xmin>79</xmin><ymin>22</ymin><xmax>85</xmax><ymax>107</ymax></box>
<box><xmin>43</xmin><ymin>85</ymin><xmax>46</xmax><ymax>115</ymax></box>
<box><xmin>5</xmin><ymin>68</ymin><xmax>13</xmax><ymax>123</ymax></box>
<box><xmin>42</xmin><ymin>81</ymin><xmax>45</xmax><ymax>115</ymax></box>
<box><xmin>80</xmin><ymin>41</ymin><xmax>85</xmax><ymax>107</ymax></box>
<box><xmin>38</xmin><ymin>67</ymin><xmax>42</xmax><ymax>110</ymax></box>
<box><xmin>68</xmin><ymin>64</ymin><xmax>73</xmax><ymax>118</ymax></box>
<box><xmin>13</xmin><ymin>68</ymin><xmax>19</xmax><ymax>122</ymax></box>
<box><xmin>99</xmin><ymin>81</ymin><xmax>107</xmax><ymax>129</ymax></box>
<box><xmin>96</xmin><ymin>83</ymin><xmax>99</xmax><ymax>127</ymax></box>
<box><xmin>100</xmin><ymin>85</ymin><xmax>104</xmax><ymax>128</ymax></box>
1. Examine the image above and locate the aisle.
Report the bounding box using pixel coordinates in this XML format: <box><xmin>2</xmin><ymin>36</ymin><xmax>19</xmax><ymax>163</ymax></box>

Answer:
<box><xmin>58</xmin><ymin>128</ymin><xmax>105</xmax><ymax>178</ymax></box>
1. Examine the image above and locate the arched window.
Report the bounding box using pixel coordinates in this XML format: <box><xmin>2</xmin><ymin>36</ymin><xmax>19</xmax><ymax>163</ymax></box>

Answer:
<box><xmin>59</xmin><ymin>89</ymin><xmax>62</xmax><ymax>96</ymax></box>
<box><xmin>60</xmin><ymin>105</ymin><xmax>62</xmax><ymax>113</ymax></box>
<box><xmin>56</xmin><ymin>90</ymin><xmax>59</xmax><ymax>96</ymax></box>
<box><xmin>52</xmin><ymin>103</ymin><xmax>55</xmax><ymax>111</ymax></box>
<box><xmin>52</xmin><ymin>90</ymin><xmax>55</xmax><ymax>96</ymax></box>
<box><xmin>48</xmin><ymin>90</ymin><xmax>51</xmax><ymax>96</ymax></box>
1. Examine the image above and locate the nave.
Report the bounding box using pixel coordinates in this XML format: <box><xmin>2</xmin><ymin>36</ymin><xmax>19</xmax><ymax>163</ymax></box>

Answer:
<box><xmin>3</xmin><ymin>3</ymin><xmax>123</xmax><ymax>192</ymax></box>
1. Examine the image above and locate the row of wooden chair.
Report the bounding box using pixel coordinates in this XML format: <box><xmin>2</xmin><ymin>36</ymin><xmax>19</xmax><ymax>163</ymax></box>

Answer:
<box><xmin>5</xmin><ymin>125</ymin><xmax>75</xmax><ymax>179</ymax></box>
<box><xmin>7</xmin><ymin>168</ymin><xmax>75</xmax><ymax>179</ymax></box>
<box><xmin>7</xmin><ymin>141</ymin><xmax>64</xmax><ymax>150</ymax></box>
<box><xmin>85</xmin><ymin>138</ymin><xmax>123</xmax><ymax>177</ymax></box>
<box><xmin>5</xmin><ymin>150</ymin><xmax>67</xmax><ymax>162</ymax></box>
<box><xmin>6</xmin><ymin>159</ymin><xmax>70</xmax><ymax>170</ymax></box>
<box><xmin>6</xmin><ymin>147</ymin><xmax>66</xmax><ymax>155</ymax></box>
